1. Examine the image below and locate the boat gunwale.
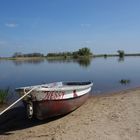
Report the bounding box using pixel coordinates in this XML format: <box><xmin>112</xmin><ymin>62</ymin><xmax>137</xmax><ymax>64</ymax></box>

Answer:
<box><xmin>16</xmin><ymin>81</ymin><xmax>93</xmax><ymax>92</ymax></box>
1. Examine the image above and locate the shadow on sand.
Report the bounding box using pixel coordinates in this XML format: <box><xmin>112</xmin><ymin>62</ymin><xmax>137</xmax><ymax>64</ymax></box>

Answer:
<box><xmin>0</xmin><ymin>106</ymin><xmax>66</xmax><ymax>135</ymax></box>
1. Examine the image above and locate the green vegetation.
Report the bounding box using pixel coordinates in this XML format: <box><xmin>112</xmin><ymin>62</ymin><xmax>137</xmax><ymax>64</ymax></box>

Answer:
<box><xmin>76</xmin><ymin>47</ymin><xmax>92</xmax><ymax>56</ymax></box>
<box><xmin>47</xmin><ymin>47</ymin><xmax>93</xmax><ymax>59</ymax></box>
<box><xmin>12</xmin><ymin>52</ymin><xmax>44</xmax><ymax>58</ymax></box>
<box><xmin>117</xmin><ymin>50</ymin><xmax>125</xmax><ymax>58</ymax></box>
<box><xmin>119</xmin><ymin>79</ymin><xmax>130</xmax><ymax>85</ymax></box>
<box><xmin>73</xmin><ymin>48</ymin><xmax>93</xmax><ymax>58</ymax></box>
<box><xmin>1</xmin><ymin>48</ymin><xmax>140</xmax><ymax>61</ymax></box>
<box><xmin>93</xmin><ymin>54</ymin><xmax>118</xmax><ymax>58</ymax></box>
<box><xmin>47</xmin><ymin>52</ymin><xmax>73</xmax><ymax>58</ymax></box>
<box><xmin>0</xmin><ymin>88</ymin><xmax>9</xmax><ymax>104</ymax></box>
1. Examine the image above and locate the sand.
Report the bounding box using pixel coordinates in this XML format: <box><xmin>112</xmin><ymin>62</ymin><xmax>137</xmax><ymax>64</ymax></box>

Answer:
<box><xmin>0</xmin><ymin>88</ymin><xmax>140</xmax><ymax>140</ymax></box>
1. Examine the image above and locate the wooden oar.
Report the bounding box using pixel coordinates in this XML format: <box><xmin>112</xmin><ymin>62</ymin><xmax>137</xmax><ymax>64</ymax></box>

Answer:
<box><xmin>0</xmin><ymin>86</ymin><xmax>39</xmax><ymax>116</ymax></box>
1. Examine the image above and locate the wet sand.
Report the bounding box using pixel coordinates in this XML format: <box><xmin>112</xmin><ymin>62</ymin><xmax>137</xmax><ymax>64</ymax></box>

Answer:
<box><xmin>0</xmin><ymin>88</ymin><xmax>140</xmax><ymax>140</ymax></box>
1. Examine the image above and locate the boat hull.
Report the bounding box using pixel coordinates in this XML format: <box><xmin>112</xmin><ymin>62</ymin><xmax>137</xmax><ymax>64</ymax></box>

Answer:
<box><xmin>32</xmin><ymin>93</ymin><xmax>89</xmax><ymax>120</ymax></box>
<box><xmin>16</xmin><ymin>81</ymin><xmax>93</xmax><ymax>120</ymax></box>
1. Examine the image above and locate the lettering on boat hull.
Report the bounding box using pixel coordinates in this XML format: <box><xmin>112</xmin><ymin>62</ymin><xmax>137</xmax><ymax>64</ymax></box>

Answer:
<box><xmin>43</xmin><ymin>91</ymin><xmax>65</xmax><ymax>100</ymax></box>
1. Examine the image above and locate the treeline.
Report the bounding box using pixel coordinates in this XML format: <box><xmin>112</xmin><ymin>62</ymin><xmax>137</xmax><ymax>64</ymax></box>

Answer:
<box><xmin>47</xmin><ymin>47</ymin><xmax>93</xmax><ymax>58</ymax></box>
<box><xmin>12</xmin><ymin>47</ymin><xmax>93</xmax><ymax>58</ymax></box>
<box><xmin>12</xmin><ymin>52</ymin><xmax>44</xmax><ymax>58</ymax></box>
<box><xmin>47</xmin><ymin>52</ymin><xmax>73</xmax><ymax>57</ymax></box>
<box><xmin>10</xmin><ymin>49</ymin><xmax>140</xmax><ymax>59</ymax></box>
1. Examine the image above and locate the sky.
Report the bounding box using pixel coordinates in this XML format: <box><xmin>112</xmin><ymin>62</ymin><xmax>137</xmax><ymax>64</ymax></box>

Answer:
<box><xmin>0</xmin><ymin>0</ymin><xmax>140</xmax><ymax>57</ymax></box>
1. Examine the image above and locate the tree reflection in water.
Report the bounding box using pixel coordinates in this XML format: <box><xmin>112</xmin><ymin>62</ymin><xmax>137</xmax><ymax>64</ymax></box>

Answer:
<box><xmin>75</xmin><ymin>58</ymin><xmax>91</xmax><ymax>68</ymax></box>
<box><xmin>12</xmin><ymin>58</ymin><xmax>45</xmax><ymax>66</ymax></box>
<box><xmin>46</xmin><ymin>58</ymin><xmax>92</xmax><ymax>68</ymax></box>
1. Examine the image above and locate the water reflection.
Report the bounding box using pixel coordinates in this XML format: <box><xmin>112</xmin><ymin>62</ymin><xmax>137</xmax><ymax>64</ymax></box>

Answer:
<box><xmin>12</xmin><ymin>58</ymin><xmax>45</xmax><ymax>66</ymax></box>
<box><xmin>118</xmin><ymin>57</ymin><xmax>124</xmax><ymax>62</ymax></box>
<box><xmin>75</xmin><ymin>58</ymin><xmax>91</xmax><ymax>68</ymax></box>
<box><xmin>46</xmin><ymin>58</ymin><xmax>92</xmax><ymax>67</ymax></box>
<box><xmin>46</xmin><ymin>58</ymin><xmax>73</xmax><ymax>64</ymax></box>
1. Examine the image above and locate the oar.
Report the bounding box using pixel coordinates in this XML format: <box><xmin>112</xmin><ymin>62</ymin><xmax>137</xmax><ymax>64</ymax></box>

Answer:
<box><xmin>0</xmin><ymin>86</ymin><xmax>39</xmax><ymax>116</ymax></box>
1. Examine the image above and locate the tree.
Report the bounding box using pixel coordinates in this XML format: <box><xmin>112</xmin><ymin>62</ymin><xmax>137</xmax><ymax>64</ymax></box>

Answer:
<box><xmin>46</xmin><ymin>47</ymin><xmax>93</xmax><ymax>58</ymax></box>
<box><xmin>117</xmin><ymin>50</ymin><xmax>125</xmax><ymax>58</ymax></box>
<box><xmin>12</xmin><ymin>52</ymin><xmax>23</xmax><ymax>57</ymax></box>
<box><xmin>77</xmin><ymin>47</ymin><xmax>92</xmax><ymax>56</ymax></box>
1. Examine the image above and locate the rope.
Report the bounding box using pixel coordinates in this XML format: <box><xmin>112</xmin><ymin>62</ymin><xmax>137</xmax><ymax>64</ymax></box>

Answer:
<box><xmin>0</xmin><ymin>86</ymin><xmax>38</xmax><ymax>116</ymax></box>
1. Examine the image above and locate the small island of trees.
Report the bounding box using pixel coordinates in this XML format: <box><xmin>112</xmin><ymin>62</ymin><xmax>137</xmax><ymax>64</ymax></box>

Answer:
<box><xmin>12</xmin><ymin>52</ymin><xmax>44</xmax><ymax>58</ymax></box>
<box><xmin>11</xmin><ymin>47</ymin><xmax>93</xmax><ymax>60</ymax></box>
<box><xmin>47</xmin><ymin>47</ymin><xmax>93</xmax><ymax>59</ymax></box>
<box><xmin>1</xmin><ymin>47</ymin><xmax>140</xmax><ymax>60</ymax></box>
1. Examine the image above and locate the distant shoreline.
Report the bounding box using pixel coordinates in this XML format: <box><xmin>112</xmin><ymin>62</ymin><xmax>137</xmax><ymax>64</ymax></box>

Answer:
<box><xmin>1</xmin><ymin>53</ymin><xmax>140</xmax><ymax>60</ymax></box>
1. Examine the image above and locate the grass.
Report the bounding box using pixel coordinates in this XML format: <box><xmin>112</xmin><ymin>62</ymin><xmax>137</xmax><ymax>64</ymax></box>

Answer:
<box><xmin>0</xmin><ymin>88</ymin><xmax>9</xmax><ymax>104</ymax></box>
<box><xmin>119</xmin><ymin>79</ymin><xmax>130</xmax><ymax>85</ymax></box>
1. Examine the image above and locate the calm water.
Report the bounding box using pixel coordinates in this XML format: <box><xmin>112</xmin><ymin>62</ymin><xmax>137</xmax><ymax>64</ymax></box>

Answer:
<box><xmin>0</xmin><ymin>57</ymin><xmax>140</xmax><ymax>101</ymax></box>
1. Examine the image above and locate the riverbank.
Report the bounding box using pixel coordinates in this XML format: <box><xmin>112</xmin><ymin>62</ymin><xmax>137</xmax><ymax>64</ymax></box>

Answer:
<box><xmin>1</xmin><ymin>53</ymin><xmax>140</xmax><ymax>61</ymax></box>
<box><xmin>0</xmin><ymin>88</ymin><xmax>140</xmax><ymax>140</ymax></box>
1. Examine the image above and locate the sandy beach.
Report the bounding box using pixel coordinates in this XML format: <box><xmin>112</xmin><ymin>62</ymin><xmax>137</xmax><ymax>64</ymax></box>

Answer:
<box><xmin>0</xmin><ymin>88</ymin><xmax>140</xmax><ymax>140</ymax></box>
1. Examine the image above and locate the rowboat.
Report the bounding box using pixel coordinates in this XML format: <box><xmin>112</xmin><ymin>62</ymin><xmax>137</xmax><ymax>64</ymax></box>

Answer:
<box><xmin>15</xmin><ymin>81</ymin><xmax>93</xmax><ymax>120</ymax></box>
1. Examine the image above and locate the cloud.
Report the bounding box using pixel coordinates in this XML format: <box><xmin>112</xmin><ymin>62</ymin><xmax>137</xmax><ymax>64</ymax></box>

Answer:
<box><xmin>81</xmin><ymin>40</ymin><xmax>93</xmax><ymax>45</ymax></box>
<box><xmin>80</xmin><ymin>23</ymin><xmax>91</xmax><ymax>28</ymax></box>
<box><xmin>5</xmin><ymin>23</ymin><xmax>18</xmax><ymax>28</ymax></box>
